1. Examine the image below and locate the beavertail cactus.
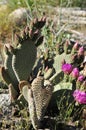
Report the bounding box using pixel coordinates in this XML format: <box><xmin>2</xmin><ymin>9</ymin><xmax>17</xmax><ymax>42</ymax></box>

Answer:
<box><xmin>12</xmin><ymin>36</ymin><xmax>37</xmax><ymax>81</ymax></box>
<box><xmin>0</xmin><ymin>17</ymin><xmax>46</xmax><ymax>101</ymax></box>
<box><xmin>47</xmin><ymin>40</ymin><xmax>86</xmax><ymax>112</ymax></box>
<box><xmin>19</xmin><ymin>72</ymin><xmax>53</xmax><ymax>129</ymax></box>
<box><xmin>0</xmin><ymin>16</ymin><xmax>85</xmax><ymax>129</ymax></box>
<box><xmin>53</xmin><ymin>40</ymin><xmax>85</xmax><ymax>81</ymax></box>
<box><xmin>12</xmin><ymin>17</ymin><xmax>46</xmax><ymax>81</ymax></box>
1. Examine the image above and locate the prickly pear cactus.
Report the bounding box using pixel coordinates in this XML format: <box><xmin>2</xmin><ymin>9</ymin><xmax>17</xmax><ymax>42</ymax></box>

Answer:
<box><xmin>12</xmin><ymin>17</ymin><xmax>46</xmax><ymax>81</ymax></box>
<box><xmin>47</xmin><ymin>40</ymin><xmax>86</xmax><ymax>111</ymax></box>
<box><xmin>0</xmin><ymin>17</ymin><xmax>46</xmax><ymax>101</ymax></box>
<box><xmin>53</xmin><ymin>40</ymin><xmax>85</xmax><ymax>84</ymax></box>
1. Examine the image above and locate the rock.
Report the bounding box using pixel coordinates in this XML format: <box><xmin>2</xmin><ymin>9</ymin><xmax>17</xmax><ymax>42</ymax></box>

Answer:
<box><xmin>0</xmin><ymin>94</ymin><xmax>11</xmax><ymax>114</ymax></box>
<box><xmin>8</xmin><ymin>8</ymin><xmax>31</xmax><ymax>27</ymax></box>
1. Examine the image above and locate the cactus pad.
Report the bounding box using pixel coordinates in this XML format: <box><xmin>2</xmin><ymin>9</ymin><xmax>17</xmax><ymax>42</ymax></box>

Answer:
<box><xmin>4</xmin><ymin>44</ymin><xmax>19</xmax><ymax>91</ymax></box>
<box><xmin>20</xmin><ymin>74</ymin><xmax>53</xmax><ymax>129</ymax></box>
<box><xmin>12</xmin><ymin>40</ymin><xmax>37</xmax><ymax>81</ymax></box>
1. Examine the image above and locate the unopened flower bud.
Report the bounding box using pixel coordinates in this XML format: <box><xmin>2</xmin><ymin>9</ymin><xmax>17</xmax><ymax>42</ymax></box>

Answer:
<box><xmin>78</xmin><ymin>46</ymin><xmax>84</xmax><ymax>56</ymax></box>
<box><xmin>73</xmin><ymin>42</ymin><xmax>79</xmax><ymax>50</ymax></box>
<box><xmin>25</xmin><ymin>26</ymin><xmax>29</xmax><ymax>34</ymax></box>
<box><xmin>32</xmin><ymin>30</ymin><xmax>39</xmax><ymax>41</ymax></box>
<box><xmin>81</xmin><ymin>80</ymin><xmax>86</xmax><ymax>90</ymax></box>
<box><xmin>64</xmin><ymin>40</ymin><xmax>69</xmax><ymax>54</ymax></box>
<box><xmin>33</xmin><ymin>18</ymin><xmax>38</xmax><ymax>24</ymax></box>
<box><xmin>16</xmin><ymin>34</ymin><xmax>22</xmax><ymax>43</ymax></box>
<box><xmin>71</xmin><ymin>54</ymin><xmax>77</xmax><ymax>63</ymax></box>
<box><xmin>41</xmin><ymin>16</ymin><xmax>46</xmax><ymax>22</ymax></box>
<box><xmin>21</xmin><ymin>30</ymin><xmax>26</xmax><ymax>38</ymax></box>
<box><xmin>77</xmin><ymin>75</ymin><xmax>84</xmax><ymax>82</ymax></box>
<box><xmin>56</xmin><ymin>43</ymin><xmax>61</xmax><ymax>54</ymax></box>
<box><xmin>29</xmin><ymin>29</ymin><xmax>33</xmax><ymax>37</ymax></box>
<box><xmin>4</xmin><ymin>44</ymin><xmax>9</xmax><ymax>54</ymax></box>
<box><xmin>71</xmin><ymin>68</ymin><xmax>79</xmax><ymax>78</ymax></box>
<box><xmin>61</xmin><ymin>59</ymin><xmax>66</xmax><ymax>65</ymax></box>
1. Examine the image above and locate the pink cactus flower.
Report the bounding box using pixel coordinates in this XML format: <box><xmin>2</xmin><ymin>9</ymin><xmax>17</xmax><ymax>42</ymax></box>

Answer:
<box><xmin>73</xmin><ymin>90</ymin><xmax>86</xmax><ymax>104</ymax></box>
<box><xmin>71</xmin><ymin>68</ymin><xmax>79</xmax><ymax>78</ymax></box>
<box><xmin>62</xmin><ymin>63</ymin><xmax>73</xmax><ymax>74</ymax></box>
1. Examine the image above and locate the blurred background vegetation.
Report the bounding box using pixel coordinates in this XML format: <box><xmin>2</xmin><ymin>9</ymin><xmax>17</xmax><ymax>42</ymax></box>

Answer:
<box><xmin>0</xmin><ymin>0</ymin><xmax>86</xmax><ymax>10</ymax></box>
<box><xmin>0</xmin><ymin>0</ymin><xmax>86</xmax><ymax>42</ymax></box>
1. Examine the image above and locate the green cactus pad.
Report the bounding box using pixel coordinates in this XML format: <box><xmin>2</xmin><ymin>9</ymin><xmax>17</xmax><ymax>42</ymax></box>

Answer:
<box><xmin>12</xmin><ymin>40</ymin><xmax>37</xmax><ymax>81</ymax></box>
<box><xmin>0</xmin><ymin>67</ymin><xmax>12</xmax><ymax>85</ymax></box>
<box><xmin>19</xmin><ymin>80</ymin><xmax>39</xmax><ymax>129</ymax></box>
<box><xmin>44</xmin><ymin>68</ymin><xmax>55</xmax><ymax>80</ymax></box>
<box><xmin>32</xmin><ymin>17</ymin><xmax>46</xmax><ymax>29</ymax></box>
<box><xmin>19</xmin><ymin>80</ymin><xmax>31</xmax><ymax>102</ymax></box>
<box><xmin>53</xmin><ymin>52</ymin><xmax>71</xmax><ymax>72</ymax></box>
<box><xmin>53</xmin><ymin>82</ymin><xmax>72</xmax><ymax>92</ymax></box>
<box><xmin>31</xmin><ymin>76</ymin><xmax>53</xmax><ymax>121</ymax></box>
<box><xmin>12</xmin><ymin>17</ymin><xmax>46</xmax><ymax>81</ymax></box>
<box><xmin>20</xmin><ymin>76</ymin><xmax>53</xmax><ymax>129</ymax></box>
<box><xmin>9</xmin><ymin>83</ymin><xmax>19</xmax><ymax>102</ymax></box>
<box><xmin>4</xmin><ymin>45</ymin><xmax>19</xmax><ymax>91</ymax></box>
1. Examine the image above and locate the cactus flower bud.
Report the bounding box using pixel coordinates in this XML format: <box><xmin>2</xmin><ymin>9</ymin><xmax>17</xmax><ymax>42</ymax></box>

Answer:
<box><xmin>73</xmin><ymin>90</ymin><xmax>86</xmax><ymax>104</ymax></box>
<box><xmin>4</xmin><ymin>44</ymin><xmax>11</xmax><ymax>54</ymax></box>
<box><xmin>64</xmin><ymin>40</ymin><xmax>69</xmax><ymax>53</ymax></box>
<box><xmin>32</xmin><ymin>30</ymin><xmax>39</xmax><ymax>41</ymax></box>
<box><xmin>65</xmin><ymin>40</ymin><xmax>69</xmax><ymax>46</ymax></box>
<box><xmin>9</xmin><ymin>45</ymin><xmax>15</xmax><ymax>54</ymax></box>
<box><xmin>45</xmin><ymin>66</ymin><xmax>48</xmax><ymax>72</ymax></box>
<box><xmin>71</xmin><ymin>68</ymin><xmax>79</xmax><ymax>78</ymax></box>
<box><xmin>61</xmin><ymin>59</ymin><xmax>66</xmax><ymax>65</ymax></box>
<box><xmin>62</xmin><ymin>63</ymin><xmax>73</xmax><ymax>74</ymax></box>
<box><xmin>78</xmin><ymin>46</ymin><xmax>84</xmax><ymax>56</ymax></box>
<box><xmin>81</xmin><ymin>80</ymin><xmax>86</xmax><ymax>90</ymax></box>
<box><xmin>83</xmin><ymin>56</ymin><xmax>86</xmax><ymax>64</ymax></box>
<box><xmin>21</xmin><ymin>30</ymin><xmax>26</xmax><ymax>39</ymax></box>
<box><xmin>34</xmin><ymin>18</ymin><xmax>38</xmax><ymax>24</ymax></box>
<box><xmin>16</xmin><ymin>34</ymin><xmax>22</xmax><ymax>43</ymax></box>
<box><xmin>41</xmin><ymin>16</ymin><xmax>46</xmax><ymax>22</ymax></box>
<box><xmin>73</xmin><ymin>42</ymin><xmax>79</xmax><ymax>50</ymax></box>
<box><xmin>56</xmin><ymin>43</ymin><xmax>61</xmax><ymax>54</ymax></box>
<box><xmin>25</xmin><ymin>26</ymin><xmax>29</xmax><ymax>34</ymax></box>
<box><xmin>71</xmin><ymin>54</ymin><xmax>77</xmax><ymax>63</ymax></box>
<box><xmin>77</xmin><ymin>75</ymin><xmax>85</xmax><ymax>82</ymax></box>
<box><xmin>35</xmin><ymin>36</ymin><xmax>44</xmax><ymax>47</ymax></box>
<box><xmin>29</xmin><ymin>29</ymin><xmax>33</xmax><ymax>37</ymax></box>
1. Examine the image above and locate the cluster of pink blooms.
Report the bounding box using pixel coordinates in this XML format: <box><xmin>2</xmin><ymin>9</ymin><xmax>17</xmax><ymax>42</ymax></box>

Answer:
<box><xmin>73</xmin><ymin>90</ymin><xmax>86</xmax><ymax>104</ymax></box>
<box><xmin>62</xmin><ymin>63</ymin><xmax>86</xmax><ymax>104</ymax></box>
<box><xmin>73</xmin><ymin>42</ymin><xmax>84</xmax><ymax>56</ymax></box>
<box><xmin>62</xmin><ymin>63</ymin><xmax>85</xmax><ymax>81</ymax></box>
